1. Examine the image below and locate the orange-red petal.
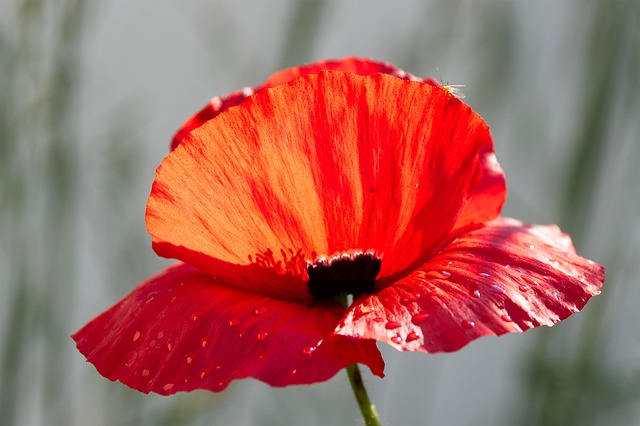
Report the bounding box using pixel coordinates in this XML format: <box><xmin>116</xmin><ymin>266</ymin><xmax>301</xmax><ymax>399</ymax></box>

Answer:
<box><xmin>72</xmin><ymin>263</ymin><xmax>384</xmax><ymax>395</ymax></box>
<box><xmin>147</xmin><ymin>71</ymin><xmax>506</xmax><ymax>284</ymax></box>
<box><xmin>170</xmin><ymin>57</ymin><xmax>428</xmax><ymax>151</ymax></box>
<box><xmin>334</xmin><ymin>218</ymin><xmax>604</xmax><ymax>353</ymax></box>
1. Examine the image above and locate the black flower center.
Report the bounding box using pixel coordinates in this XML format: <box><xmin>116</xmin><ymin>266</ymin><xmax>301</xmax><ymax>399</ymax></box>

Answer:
<box><xmin>306</xmin><ymin>252</ymin><xmax>382</xmax><ymax>301</ymax></box>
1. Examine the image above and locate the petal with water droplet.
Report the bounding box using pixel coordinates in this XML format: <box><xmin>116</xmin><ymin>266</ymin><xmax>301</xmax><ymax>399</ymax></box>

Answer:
<box><xmin>72</xmin><ymin>263</ymin><xmax>384</xmax><ymax>395</ymax></box>
<box><xmin>335</xmin><ymin>218</ymin><xmax>604</xmax><ymax>353</ymax></box>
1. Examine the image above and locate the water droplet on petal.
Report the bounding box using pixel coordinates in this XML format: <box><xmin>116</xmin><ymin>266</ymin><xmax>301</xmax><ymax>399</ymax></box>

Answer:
<box><xmin>185</xmin><ymin>353</ymin><xmax>196</xmax><ymax>364</ymax></box>
<box><xmin>157</xmin><ymin>331</ymin><xmax>164</xmax><ymax>339</ymax></box>
<box><xmin>522</xmin><ymin>275</ymin><xmax>538</xmax><ymax>286</ymax></box>
<box><xmin>472</xmin><ymin>289</ymin><xmax>481</xmax><ymax>298</ymax></box>
<box><xmin>440</xmin><ymin>271</ymin><xmax>451</xmax><ymax>278</ymax></box>
<box><xmin>390</xmin><ymin>336</ymin><xmax>402</xmax><ymax>344</ymax></box>
<box><xmin>124</xmin><ymin>351</ymin><xmax>137</xmax><ymax>367</ymax></box>
<box><xmin>292</xmin><ymin>369</ymin><xmax>297</xmax><ymax>375</ymax></box>
<box><xmin>400</xmin><ymin>294</ymin><xmax>419</xmax><ymax>304</ymax></box>
<box><xmin>133</xmin><ymin>331</ymin><xmax>141</xmax><ymax>342</ymax></box>
<box><xmin>479</xmin><ymin>272</ymin><xmax>491</xmax><ymax>278</ymax></box>
<box><xmin>462</xmin><ymin>320</ymin><xmax>475</xmax><ymax>329</ymax></box>
<box><xmin>302</xmin><ymin>346</ymin><xmax>315</xmax><ymax>356</ymax></box>
<box><xmin>518</xmin><ymin>285</ymin><xmax>529</xmax><ymax>292</ymax></box>
<box><xmin>145</xmin><ymin>291</ymin><xmax>159</xmax><ymax>304</ymax></box>
<box><xmin>501</xmin><ymin>314</ymin><xmax>512</xmax><ymax>322</ymax></box>
<box><xmin>228</xmin><ymin>318</ymin><xmax>241</xmax><ymax>327</ymax></box>
<box><xmin>183</xmin><ymin>375</ymin><xmax>191</xmax><ymax>384</ymax></box>
<box><xmin>170</xmin><ymin>296</ymin><xmax>177</xmax><ymax>303</ymax></box>
<box><xmin>411</xmin><ymin>313</ymin><xmax>429</xmax><ymax>325</ymax></box>
<box><xmin>490</xmin><ymin>284</ymin><xmax>505</xmax><ymax>294</ymax></box>
<box><xmin>200</xmin><ymin>337</ymin><xmax>209</xmax><ymax>348</ymax></box>
<box><xmin>406</xmin><ymin>331</ymin><xmax>420</xmax><ymax>342</ymax></box>
<box><xmin>529</xmin><ymin>244</ymin><xmax>535</xmax><ymax>251</ymax></box>
<box><xmin>165</xmin><ymin>340</ymin><xmax>174</xmax><ymax>352</ymax></box>
<box><xmin>200</xmin><ymin>366</ymin><xmax>214</xmax><ymax>379</ymax></box>
<box><xmin>254</xmin><ymin>306</ymin><xmax>268</xmax><ymax>315</ymax></box>
<box><xmin>162</xmin><ymin>383</ymin><xmax>174</xmax><ymax>392</ymax></box>
<box><xmin>385</xmin><ymin>321</ymin><xmax>401</xmax><ymax>330</ymax></box>
<box><xmin>257</xmin><ymin>332</ymin><xmax>269</xmax><ymax>341</ymax></box>
<box><xmin>552</xmin><ymin>291</ymin><xmax>559</xmax><ymax>300</ymax></box>
<box><xmin>191</xmin><ymin>312</ymin><xmax>202</xmax><ymax>321</ymax></box>
<box><xmin>141</xmin><ymin>369</ymin><xmax>150</xmax><ymax>377</ymax></box>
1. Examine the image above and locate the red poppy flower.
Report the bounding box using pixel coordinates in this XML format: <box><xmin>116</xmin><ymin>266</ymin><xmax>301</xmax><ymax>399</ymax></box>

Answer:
<box><xmin>73</xmin><ymin>57</ymin><xmax>604</xmax><ymax>396</ymax></box>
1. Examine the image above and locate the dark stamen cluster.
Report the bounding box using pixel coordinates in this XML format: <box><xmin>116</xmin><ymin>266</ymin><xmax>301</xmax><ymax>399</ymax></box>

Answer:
<box><xmin>307</xmin><ymin>252</ymin><xmax>382</xmax><ymax>300</ymax></box>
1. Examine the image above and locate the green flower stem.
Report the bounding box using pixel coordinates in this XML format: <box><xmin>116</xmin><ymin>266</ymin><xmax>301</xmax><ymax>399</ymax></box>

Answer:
<box><xmin>346</xmin><ymin>363</ymin><xmax>381</xmax><ymax>426</ymax></box>
<box><xmin>336</xmin><ymin>294</ymin><xmax>381</xmax><ymax>426</ymax></box>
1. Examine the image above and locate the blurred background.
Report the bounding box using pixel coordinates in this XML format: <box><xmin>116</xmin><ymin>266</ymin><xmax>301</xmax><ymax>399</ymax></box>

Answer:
<box><xmin>1</xmin><ymin>0</ymin><xmax>638</xmax><ymax>425</ymax></box>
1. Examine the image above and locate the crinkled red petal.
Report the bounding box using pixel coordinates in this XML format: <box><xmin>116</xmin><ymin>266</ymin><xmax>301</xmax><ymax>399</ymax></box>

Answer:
<box><xmin>148</xmin><ymin>71</ymin><xmax>505</xmax><ymax>283</ymax></box>
<box><xmin>334</xmin><ymin>218</ymin><xmax>604</xmax><ymax>353</ymax></box>
<box><xmin>72</xmin><ymin>263</ymin><xmax>384</xmax><ymax>395</ymax></box>
<box><xmin>170</xmin><ymin>57</ymin><xmax>429</xmax><ymax>151</ymax></box>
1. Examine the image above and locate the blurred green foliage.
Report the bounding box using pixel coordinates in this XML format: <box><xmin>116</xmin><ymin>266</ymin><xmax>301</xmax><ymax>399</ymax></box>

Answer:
<box><xmin>518</xmin><ymin>2</ymin><xmax>640</xmax><ymax>425</ymax></box>
<box><xmin>1</xmin><ymin>1</ymin><xmax>86</xmax><ymax>424</ymax></box>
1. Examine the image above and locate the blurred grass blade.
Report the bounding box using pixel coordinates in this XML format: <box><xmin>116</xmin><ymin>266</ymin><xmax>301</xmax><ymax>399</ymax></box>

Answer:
<box><xmin>278</xmin><ymin>0</ymin><xmax>327</xmax><ymax>67</ymax></box>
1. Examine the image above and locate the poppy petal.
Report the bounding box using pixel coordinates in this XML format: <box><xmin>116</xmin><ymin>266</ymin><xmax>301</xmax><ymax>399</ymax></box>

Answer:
<box><xmin>450</xmin><ymin>139</ymin><xmax>506</xmax><ymax>233</ymax></box>
<box><xmin>72</xmin><ymin>263</ymin><xmax>384</xmax><ymax>395</ymax></box>
<box><xmin>334</xmin><ymin>217</ymin><xmax>604</xmax><ymax>353</ymax></box>
<box><xmin>170</xmin><ymin>57</ymin><xmax>426</xmax><ymax>151</ymax></box>
<box><xmin>148</xmin><ymin>71</ymin><xmax>504</xmax><ymax>284</ymax></box>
